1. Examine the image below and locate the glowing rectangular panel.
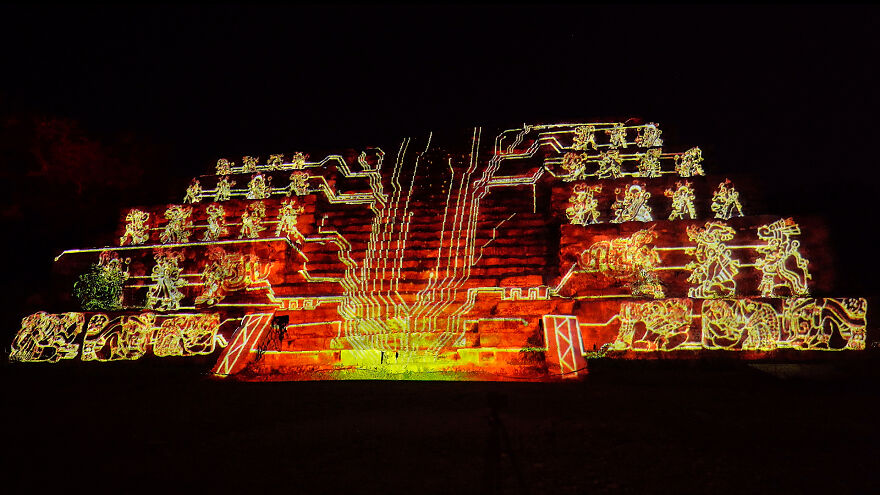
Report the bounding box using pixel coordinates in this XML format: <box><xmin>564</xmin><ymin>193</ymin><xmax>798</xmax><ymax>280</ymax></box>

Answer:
<box><xmin>212</xmin><ymin>313</ymin><xmax>273</xmax><ymax>376</ymax></box>
<box><xmin>542</xmin><ymin>315</ymin><xmax>586</xmax><ymax>378</ymax></box>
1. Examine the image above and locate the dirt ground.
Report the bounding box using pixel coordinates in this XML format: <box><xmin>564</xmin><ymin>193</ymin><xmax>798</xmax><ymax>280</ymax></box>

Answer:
<box><xmin>4</xmin><ymin>357</ymin><xmax>879</xmax><ymax>494</ymax></box>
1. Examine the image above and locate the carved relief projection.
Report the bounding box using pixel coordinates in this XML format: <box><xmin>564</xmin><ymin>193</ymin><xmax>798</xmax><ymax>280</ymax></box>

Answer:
<box><xmin>73</xmin><ymin>252</ymin><xmax>130</xmax><ymax>313</ymax></box>
<box><xmin>712</xmin><ymin>179</ymin><xmax>744</xmax><ymax>219</ymax></box>
<box><xmin>12</xmin><ymin>312</ymin><xmax>223</xmax><ymax>362</ymax></box>
<box><xmin>247</xmin><ymin>173</ymin><xmax>272</xmax><ymax>200</ymax></box>
<box><xmin>781</xmin><ymin>298</ymin><xmax>867</xmax><ymax>350</ymax></box>
<box><xmin>10</xmin><ymin>121</ymin><xmax>869</xmax><ymax>381</ymax></box>
<box><xmin>597</xmin><ymin>150</ymin><xmax>623</xmax><ymax>179</ymax></box>
<box><xmin>577</xmin><ymin>297</ymin><xmax>866</xmax><ymax>353</ymax></box>
<box><xmin>202</xmin><ymin>204</ymin><xmax>228</xmax><ymax>241</ymax></box>
<box><xmin>214</xmin><ymin>176</ymin><xmax>235</xmax><ymax>202</ymax></box>
<box><xmin>702</xmin><ymin>299</ymin><xmax>781</xmax><ymax>351</ymax></box>
<box><xmin>291</xmin><ymin>152</ymin><xmax>307</xmax><ymax>169</ymax></box>
<box><xmin>10</xmin><ymin>312</ymin><xmax>85</xmax><ymax>363</ymax></box>
<box><xmin>609</xmin><ymin>299</ymin><xmax>692</xmax><ymax>351</ymax></box>
<box><xmin>561</xmin><ymin>152</ymin><xmax>588</xmax><ymax>181</ymax></box>
<box><xmin>120</xmin><ymin>209</ymin><xmax>150</xmax><ymax>245</ymax></box>
<box><xmin>82</xmin><ymin>313</ymin><xmax>156</xmax><ymax>361</ymax></box>
<box><xmin>635</xmin><ymin>123</ymin><xmax>663</xmax><ymax>148</ymax></box>
<box><xmin>288</xmin><ymin>171</ymin><xmax>309</xmax><ymax>196</ymax></box>
<box><xmin>216</xmin><ymin>158</ymin><xmax>232</xmax><ymax>175</ymax></box>
<box><xmin>756</xmin><ymin>218</ymin><xmax>811</xmax><ymax>297</ymax></box>
<box><xmin>146</xmin><ymin>252</ymin><xmax>186</xmax><ymax>311</ymax></box>
<box><xmin>160</xmin><ymin>205</ymin><xmax>193</xmax><ymax>244</ymax></box>
<box><xmin>184</xmin><ymin>179</ymin><xmax>202</xmax><ymax>204</ymax></box>
<box><xmin>239</xmin><ymin>201</ymin><xmax>267</xmax><ymax>238</ymax></box>
<box><xmin>195</xmin><ymin>248</ymin><xmax>271</xmax><ymax>306</ymax></box>
<box><xmin>276</xmin><ymin>199</ymin><xmax>305</xmax><ymax>241</ymax></box>
<box><xmin>577</xmin><ymin>229</ymin><xmax>664</xmax><ymax>298</ymax></box>
<box><xmin>606</xmin><ymin>123</ymin><xmax>628</xmax><ymax>148</ymax></box>
<box><xmin>675</xmin><ymin>147</ymin><xmax>705</xmax><ymax>177</ymax></box>
<box><xmin>267</xmin><ymin>153</ymin><xmax>284</xmax><ymax>170</ymax></box>
<box><xmin>243</xmin><ymin>155</ymin><xmax>258</xmax><ymax>173</ymax></box>
<box><xmin>637</xmin><ymin>148</ymin><xmax>662</xmax><ymax>178</ymax></box>
<box><xmin>566</xmin><ymin>184</ymin><xmax>602</xmax><ymax>225</ymax></box>
<box><xmin>153</xmin><ymin>314</ymin><xmax>222</xmax><ymax>357</ymax></box>
<box><xmin>611</xmin><ymin>181</ymin><xmax>653</xmax><ymax>222</ymax></box>
<box><xmin>664</xmin><ymin>181</ymin><xmax>696</xmax><ymax>220</ymax></box>
<box><xmin>685</xmin><ymin>222</ymin><xmax>739</xmax><ymax>298</ymax></box>
<box><xmin>572</xmin><ymin>125</ymin><xmax>598</xmax><ymax>151</ymax></box>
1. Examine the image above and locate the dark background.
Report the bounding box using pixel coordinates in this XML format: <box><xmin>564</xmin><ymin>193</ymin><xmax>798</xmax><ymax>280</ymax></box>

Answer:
<box><xmin>2</xmin><ymin>6</ymin><xmax>879</xmax><ymax>493</ymax></box>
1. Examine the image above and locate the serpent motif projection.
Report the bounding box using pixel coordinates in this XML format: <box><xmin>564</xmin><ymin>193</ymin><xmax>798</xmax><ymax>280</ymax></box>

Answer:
<box><xmin>8</xmin><ymin>121</ymin><xmax>871</xmax><ymax>380</ymax></box>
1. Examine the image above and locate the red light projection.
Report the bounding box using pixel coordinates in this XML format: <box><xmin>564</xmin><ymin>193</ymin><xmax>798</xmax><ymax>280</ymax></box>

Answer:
<box><xmin>9</xmin><ymin>122</ymin><xmax>870</xmax><ymax>380</ymax></box>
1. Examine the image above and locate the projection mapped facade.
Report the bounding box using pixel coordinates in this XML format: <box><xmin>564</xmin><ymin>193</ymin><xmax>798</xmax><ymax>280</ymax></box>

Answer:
<box><xmin>9</xmin><ymin>122</ymin><xmax>870</xmax><ymax>380</ymax></box>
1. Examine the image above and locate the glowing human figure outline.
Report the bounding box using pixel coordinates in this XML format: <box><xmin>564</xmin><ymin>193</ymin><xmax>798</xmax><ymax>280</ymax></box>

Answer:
<box><xmin>664</xmin><ymin>181</ymin><xmax>696</xmax><ymax>220</ymax></box>
<box><xmin>611</xmin><ymin>181</ymin><xmax>653</xmax><ymax>223</ymax></box>
<box><xmin>755</xmin><ymin>218</ymin><xmax>811</xmax><ymax>297</ymax></box>
<box><xmin>120</xmin><ymin>209</ymin><xmax>150</xmax><ymax>246</ymax></box>
<box><xmin>685</xmin><ymin>221</ymin><xmax>740</xmax><ymax>298</ymax></box>
<box><xmin>566</xmin><ymin>183</ymin><xmax>602</xmax><ymax>225</ymax></box>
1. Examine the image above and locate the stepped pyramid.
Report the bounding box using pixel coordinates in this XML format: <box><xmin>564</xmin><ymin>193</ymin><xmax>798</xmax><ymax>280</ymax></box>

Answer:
<box><xmin>8</xmin><ymin>122</ymin><xmax>869</xmax><ymax>380</ymax></box>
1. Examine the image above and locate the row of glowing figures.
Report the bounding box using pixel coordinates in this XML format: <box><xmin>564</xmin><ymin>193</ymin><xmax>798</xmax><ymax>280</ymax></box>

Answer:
<box><xmin>571</xmin><ymin>123</ymin><xmax>663</xmax><ymax>150</ymax></box>
<box><xmin>566</xmin><ymin>179</ymin><xmax>743</xmax><ymax>225</ymax></box>
<box><xmin>120</xmin><ymin>200</ymin><xmax>305</xmax><ymax>246</ymax></box>
<box><xmin>215</xmin><ymin>152</ymin><xmax>308</xmax><ymax>174</ymax></box>
<box><xmin>183</xmin><ymin>171</ymin><xmax>309</xmax><ymax>203</ymax></box>
<box><xmin>560</xmin><ymin>146</ymin><xmax>705</xmax><ymax>181</ymax></box>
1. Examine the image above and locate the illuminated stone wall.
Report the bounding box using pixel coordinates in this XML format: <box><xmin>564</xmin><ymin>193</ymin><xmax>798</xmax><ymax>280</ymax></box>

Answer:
<box><xmin>9</xmin><ymin>122</ymin><xmax>870</xmax><ymax>380</ymax></box>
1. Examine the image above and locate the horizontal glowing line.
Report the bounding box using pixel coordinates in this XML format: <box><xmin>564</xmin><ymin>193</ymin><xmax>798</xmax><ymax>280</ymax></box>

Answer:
<box><xmin>579</xmin><ymin>314</ymin><xmax>620</xmax><ymax>326</ymax></box>
<box><xmin>532</xmin><ymin>122</ymin><xmax>620</xmax><ymax>130</ymax></box>
<box><xmin>129</xmin><ymin>282</ymin><xmax>204</xmax><ymax>288</ymax></box>
<box><xmin>572</xmin><ymin>294</ymin><xmax>631</xmax><ymax>300</ymax></box>
<box><xmin>253</xmin><ymin>346</ymin><xmax>533</xmax><ymax>355</ymax></box>
<box><xmin>128</xmin><ymin>274</ymin><xmax>202</xmax><ymax>279</ymax></box>
<box><xmin>285</xmin><ymin>321</ymin><xmax>342</xmax><ymax>329</ymax></box>
<box><xmin>277</xmin><ymin>297</ymin><xmax>345</xmax><ymax>302</ymax></box>
<box><xmin>463</xmin><ymin>318</ymin><xmax>528</xmax><ymax>326</ymax></box>
<box><xmin>214</xmin><ymin>303</ymin><xmax>281</xmax><ymax>307</ymax></box>
<box><xmin>655</xmin><ymin>244</ymin><xmax>762</xmax><ymax>252</ymax></box>
<box><xmin>456</xmin><ymin>347</ymin><xmax>535</xmax><ymax>352</ymax></box>
<box><xmin>252</xmin><ymin>350</ymin><xmax>338</xmax><ymax>355</ymax></box>
<box><xmin>676</xmin><ymin>343</ymin><xmax>703</xmax><ymax>350</ymax></box>
<box><xmin>55</xmin><ymin>237</ymin><xmax>297</xmax><ymax>261</ymax></box>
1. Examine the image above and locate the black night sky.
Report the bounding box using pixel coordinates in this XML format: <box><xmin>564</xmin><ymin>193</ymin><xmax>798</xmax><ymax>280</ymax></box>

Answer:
<box><xmin>2</xmin><ymin>6</ymin><xmax>880</xmax><ymax>493</ymax></box>
<box><xmin>2</xmin><ymin>6</ymin><xmax>879</xmax><ymax>323</ymax></box>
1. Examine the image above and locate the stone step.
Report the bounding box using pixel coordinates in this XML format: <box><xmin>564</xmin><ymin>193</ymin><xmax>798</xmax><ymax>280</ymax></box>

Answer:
<box><xmin>274</xmin><ymin>276</ymin><xmax>546</xmax><ymax>295</ymax></box>
<box><xmin>300</xmin><ymin>246</ymin><xmax>550</xmax><ymax>262</ymax></box>
<box><xmin>318</xmin><ymin>219</ymin><xmax>552</xmax><ymax>231</ymax></box>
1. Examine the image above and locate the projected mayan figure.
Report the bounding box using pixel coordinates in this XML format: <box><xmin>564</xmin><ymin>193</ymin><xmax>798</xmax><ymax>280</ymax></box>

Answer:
<box><xmin>566</xmin><ymin>184</ymin><xmax>602</xmax><ymax>225</ymax></box>
<box><xmin>664</xmin><ymin>181</ymin><xmax>696</xmax><ymax>220</ymax></box>
<box><xmin>8</xmin><ymin>121</ymin><xmax>870</xmax><ymax>381</ymax></box>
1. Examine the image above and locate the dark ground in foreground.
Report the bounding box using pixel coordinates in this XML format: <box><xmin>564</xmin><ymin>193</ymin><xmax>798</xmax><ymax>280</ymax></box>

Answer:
<box><xmin>4</xmin><ymin>357</ymin><xmax>879</xmax><ymax>494</ymax></box>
